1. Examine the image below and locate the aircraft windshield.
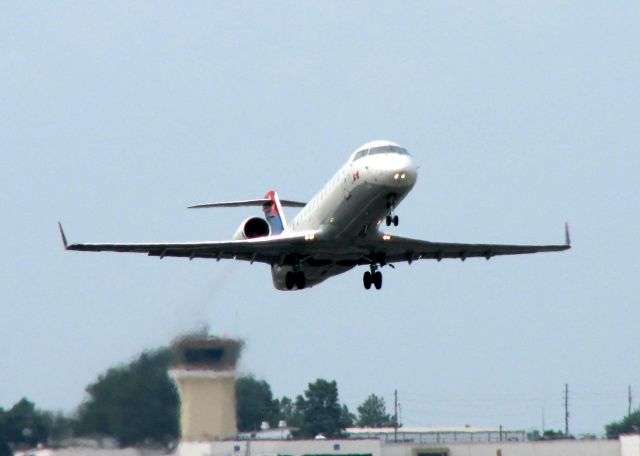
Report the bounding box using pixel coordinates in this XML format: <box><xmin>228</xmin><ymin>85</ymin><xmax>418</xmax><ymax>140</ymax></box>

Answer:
<box><xmin>352</xmin><ymin>145</ymin><xmax>409</xmax><ymax>162</ymax></box>
<box><xmin>369</xmin><ymin>145</ymin><xmax>409</xmax><ymax>156</ymax></box>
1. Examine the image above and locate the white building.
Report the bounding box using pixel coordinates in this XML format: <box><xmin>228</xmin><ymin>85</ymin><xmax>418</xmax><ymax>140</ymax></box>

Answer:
<box><xmin>13</xmin><ymin>436</ymin><xmax>640</xmax><ymax>456</ymax></box>
<box><xmin>345</xmin><ymin>426</ymin><xmax>525</xmax><ymax>444</ymax></box>
<box><xmin>172</xmin><ymin>434</ymin><xmax>639</xmax><ymax>456</ymax></box>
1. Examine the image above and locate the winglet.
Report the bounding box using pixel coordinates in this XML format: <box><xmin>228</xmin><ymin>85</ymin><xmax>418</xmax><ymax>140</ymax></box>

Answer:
<box><xmin>58</xmin><ymin>222</ymin><xmax>68</xmax><ymax>249</ymax></box>
<box><xmin>564</xmin><ymin>222</ymin><xmax>571</xmax><ymax>246</ymax></box>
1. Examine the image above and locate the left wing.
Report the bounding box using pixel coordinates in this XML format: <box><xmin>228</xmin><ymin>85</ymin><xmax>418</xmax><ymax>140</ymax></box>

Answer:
<box><xmin>357</xmin><ymin>224</ymin><xmax>571</xmax><ymax>264</ymax></box>
<box><xmin>58</xmin><ymin>223</ymin><xmax>317</xmax><ymax>265</ymax></box>
<box><xmin>188</xmin><ymin>199</ymin><xmax>306</xmax><ymax>209</ymax></box>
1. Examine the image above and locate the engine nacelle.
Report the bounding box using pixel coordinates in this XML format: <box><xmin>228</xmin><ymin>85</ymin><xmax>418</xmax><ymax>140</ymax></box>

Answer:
<box><xmin>232</xmin><ymin>217</ymin><xmax>271</xmax><ymax>240</ymax></box>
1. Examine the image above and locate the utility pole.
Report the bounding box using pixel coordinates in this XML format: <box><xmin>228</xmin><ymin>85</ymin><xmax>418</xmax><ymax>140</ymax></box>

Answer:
<box><xmin>564</xmin><ymin>383</ymin><xmax>569</xmax><ymax>437</ymax></box>
<box><xmin>394</xmin><ymin>389</ymin><xmax>399</xmax><ymax>443</ymax></box>
<box><xmin>629</xmin><ymin>385</ymin><xmax>633</xmax><ymax>417</ymax></box>
<box><xmin>542</xmin><ymin>407</ymin><xmax>545</xmax><ymax>434</ymax></box>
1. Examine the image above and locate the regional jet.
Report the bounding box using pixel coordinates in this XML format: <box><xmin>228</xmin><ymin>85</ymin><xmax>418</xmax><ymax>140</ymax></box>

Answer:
<box><xmin>59</xmin><ymin>140</ymin><xmax>570</xmax><ymax>290</ymax></box>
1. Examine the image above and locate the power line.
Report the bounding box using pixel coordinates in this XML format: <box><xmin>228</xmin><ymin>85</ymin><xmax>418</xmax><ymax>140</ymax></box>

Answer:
<box><xmin>394</xmin><ymin>389</ymin><xmax>398</xmax><ymax>443</ymax></box>
<box><xmin>564</xmin><ymin>383</ymin><xmax>569</xmax><ymax>436</ymax></box>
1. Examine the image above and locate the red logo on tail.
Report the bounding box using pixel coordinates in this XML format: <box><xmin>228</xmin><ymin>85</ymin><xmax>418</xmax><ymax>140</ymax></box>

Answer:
<box><xmin>264</xmin><ymin>190</ymin><xmax>280</xmax><ymax>216</ymax></box>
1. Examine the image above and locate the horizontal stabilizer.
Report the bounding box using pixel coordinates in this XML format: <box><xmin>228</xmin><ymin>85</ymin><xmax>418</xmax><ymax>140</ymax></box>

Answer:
<box><xmin>189</xmin><ymin>199</ymin><xmax>306</xmax><ymax>209</ymax></box>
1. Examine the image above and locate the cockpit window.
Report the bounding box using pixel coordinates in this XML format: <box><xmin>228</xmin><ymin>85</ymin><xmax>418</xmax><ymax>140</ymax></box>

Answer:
<box><xmin>352</xmin><ymin>149</ymin><xmax>369</xmax><ymax>161</ymax></box>
<box><xmin>368</xmin><ymin>145</ymin><xmax>409</xmax><ymax>156</ymax></box>
<box><xmin>352</xmin><ymin>145</ymin><xmax>409</xmax><ymax>162</ymax></box>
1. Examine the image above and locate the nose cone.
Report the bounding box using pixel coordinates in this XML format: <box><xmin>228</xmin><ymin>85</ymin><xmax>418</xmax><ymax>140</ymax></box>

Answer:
<box><xmin>382</xmin><ymin>154</ymin><xmax>418</xmax><ymax>187</ymax></box>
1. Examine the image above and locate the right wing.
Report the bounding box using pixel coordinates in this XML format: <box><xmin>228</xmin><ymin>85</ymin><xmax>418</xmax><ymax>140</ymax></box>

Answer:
<box><xmin>354</xmin><ymin>223</ymin><xmax>571</xmax><ymax>264</ymax></box>
<box><xmin>59</xmin><ymin>223</ymin><xmax>317</xmax><ymax>265</ymax></box>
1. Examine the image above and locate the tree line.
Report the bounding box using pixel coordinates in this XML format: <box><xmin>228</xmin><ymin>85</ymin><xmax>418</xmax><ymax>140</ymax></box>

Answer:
<box><xmin>1</xmin><ymin>347</ymin><xmax>396</xmax><ymax>451</ymax></box>
<box><xmin>2</xmin><ymin>347</ymin><xmax>636</xmax><ymax>452</ymax></box>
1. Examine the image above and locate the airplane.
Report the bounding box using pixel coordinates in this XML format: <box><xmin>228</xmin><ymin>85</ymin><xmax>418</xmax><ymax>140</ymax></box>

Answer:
<box><xmin>59</xmin><ymin>140</ymin><xmax>570</xmax><ymax>291</ymax></box>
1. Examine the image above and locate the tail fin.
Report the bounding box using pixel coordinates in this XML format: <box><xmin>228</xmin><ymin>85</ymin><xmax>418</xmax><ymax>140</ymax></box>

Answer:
<box><xmin>263</xmin><ymin>190</ymin><xmax>288</xmax><ymax>234</ymax></box>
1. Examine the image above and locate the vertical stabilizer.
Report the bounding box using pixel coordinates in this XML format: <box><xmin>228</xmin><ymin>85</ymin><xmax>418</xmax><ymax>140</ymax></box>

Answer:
<box><xmin>263</xmin><ymin>190</ymin><xmax>288</xmax><ymax>234</ymax></box>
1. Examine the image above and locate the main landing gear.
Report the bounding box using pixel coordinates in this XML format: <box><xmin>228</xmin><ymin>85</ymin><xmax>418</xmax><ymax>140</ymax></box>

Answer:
<box><xmin>385</xmin><ymin>194</ymin><xmax>399</xmax><ymax>226</ymax></box>
<box><xmin>285</xmin><ymin>270</ymin><xmax>306</xmax><ymax>290</ymax></box>
<box><xmin>363</xmin><ymin>265</ymin><xmax>383</xmax><ymax>290</ymax></box>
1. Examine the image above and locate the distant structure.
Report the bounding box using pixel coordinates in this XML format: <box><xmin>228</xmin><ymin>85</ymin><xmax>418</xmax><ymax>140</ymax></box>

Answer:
<box><xmin>14</xmin><ymin>331</ymin><xmax>640</xmax><ymax>456</ymax></box>
<box><xmin>346</xmin><ymin>426</ymin><xmax>525</xmax><ymax>444</ymax></box>
<box><xmin>238</xmin><ymin>420</ymin><xmax>293</xmax><ymax>441</ymax></box>
<box><xmin>168</xmin><ymin>335</ymin><xmax>243</xmax><ymax>441</ymax></box>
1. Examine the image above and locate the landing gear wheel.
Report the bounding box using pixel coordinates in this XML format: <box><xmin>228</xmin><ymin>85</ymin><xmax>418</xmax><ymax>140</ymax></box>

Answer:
<box><xmin>373</xmin><ymin>271</ymin><xmax>383</xmax><ymax>289</ymax></box>
<box><xmin>392</xmin><ymin>215</ymin><xmax>399</xmax><ymax>226</ymax></box>
<box><xmin>385</xmin><ymin>215</ymin><xmax>392</xmax><ymax>226</ymax></box>
<box><xmin>363</xmin><ymin>271</ymin><xmax>372</xmax><ymax>289</ymax></box>
<box><xmin>295</xmin><ymin>271</ymin><xmax>306</xmax><ymax>289</ymax></box>
<box><xmin>285</xmin><ymin>272</ymin><xmax>295</xmax><ymax>290</ymax></box>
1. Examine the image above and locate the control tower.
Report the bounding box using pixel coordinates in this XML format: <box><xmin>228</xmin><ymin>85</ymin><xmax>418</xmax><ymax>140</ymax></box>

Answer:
<box><xmin>169</xmin><ymin>335</ymin><xmax>243</xmax><ymax>441</ymax></box>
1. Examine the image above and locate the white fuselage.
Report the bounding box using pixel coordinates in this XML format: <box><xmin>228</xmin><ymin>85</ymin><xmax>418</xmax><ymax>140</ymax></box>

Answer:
<box><xmin>271</xmin><ymin>141</ymin><xmax>418</xmax><ymax>289</ymax></box>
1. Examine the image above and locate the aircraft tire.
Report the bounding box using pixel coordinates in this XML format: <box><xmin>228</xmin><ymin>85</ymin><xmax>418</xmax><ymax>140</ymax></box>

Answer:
<box><xmin>295</xmin><ymin>271</ymin><xmax>306</xmax><ymax>289</ymax></box>
<box><xmin>373</xmin><ymin>271</ymin><xmax>383</xmax><ymax>289</ymax></box>
<box><xmin>285</xmin><ymin>272</ymin><xmax>295</xmax><ymax>290</ymax></box>
<box><xmin>385</xmin><ymin>216</ymin><xmax>392</xmax><ymax>226</ymax></box>
<box><xmin>363</xmin><ymin>271</ymin><xmax>372</xmax><ymax>289</ymax></box>
<box><xmin>392</xmin><ymin>215</ymin><xmax>399</xmax><ymax>226</ymax></box>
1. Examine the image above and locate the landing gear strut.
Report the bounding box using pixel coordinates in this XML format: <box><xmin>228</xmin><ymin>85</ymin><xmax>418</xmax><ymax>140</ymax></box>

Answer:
<box><xmin>385</xmin><ymin>194</ymin><xmax>399</xmax><ymax>227</ymax></box>
<box><xmin>285</xmin><ymin>270</ymin><xmax>306</xmax><ymax>290</ymax></box>
<box><xmin>363</xmin><ymin>265</ymin><xmax>383</xmax><ymax>290</ymax></box>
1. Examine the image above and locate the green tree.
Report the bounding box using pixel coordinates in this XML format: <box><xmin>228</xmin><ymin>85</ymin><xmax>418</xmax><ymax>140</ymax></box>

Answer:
<box><xmin>4</xmin><ymin>399</ymin><xmax>51</xmax><ymax>448</ymax></box>
<box><xmin>294</xmin><ymin>379</ymin><xmax>344</xmax><ymax>438</ymax></box>
<box><xmin>0</xmin><ymin>407</ymin><xmax>11</xmax><ymax>456</ymax></box>
<box><xmin>527</xmin><ymin>429</ymin><xmax>576</xmax><ymax>441</ymax></box>
<box><xmin>606</xmin><ymin>409</ymin><xmax>640</xmax><ymax>438</ymax></box>
<box><xmin>235</xmin><ymin>376</ymin><xmax>279</xmax><ymax>431</ymax></box>
<box><xmin>340</xmin><ymin>404</ymin><xmax>355</xmax><ymax>429</ymax></box>
<box><xmin>356</xmin><ymin>394</ymin><xmax>392</xmax><ymax>427</ymax></box>
<box><xmin>42</xmin><ymin>411</ymin><xmax>75</xmax><ymax>443</ymax></box>
<box><xmin>541</xmin><ymin>430</ymin><xmax>571</xmax><ymax>440</ymax></box>
<box><xmin>0</xmin><ymin>398</ymin><xmax>58</xmax><ymax>453</ymax></box>
<box><xmin>278</xmin><ymin>396</ymin><xmax>295</xmax><ymax>424</ymax></box>
<box><xmin>74</xmin><ymin>348</ymin><xmax>179</xmax><ymax>446</ymax></box>
<box><xmin>526</xmin><ymin>430</ymin><xmax>542</xmax><ymax>441</ymax></box>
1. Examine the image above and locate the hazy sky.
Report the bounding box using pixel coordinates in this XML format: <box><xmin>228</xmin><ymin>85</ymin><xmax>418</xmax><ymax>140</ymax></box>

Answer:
<box><xmin>2</xmin><ymin>1</ymin><xmax>639</xmax><ymax>437</ymax></box>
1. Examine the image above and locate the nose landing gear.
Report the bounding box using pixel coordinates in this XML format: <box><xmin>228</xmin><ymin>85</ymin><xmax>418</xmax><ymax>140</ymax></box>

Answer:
<box><xmin>385</xmin><ymin>194</ymin><xmax>399</xmax><ymax>226</ymax></box>
<box><xmin>385</xmin><ymin>215</ymin><xmax>399</xmax><ymax>227</ymax></box>
<box><xmin>363</xmin><ymin>265</ymin><xmax>383</xmax><ymax>290</ymax></box>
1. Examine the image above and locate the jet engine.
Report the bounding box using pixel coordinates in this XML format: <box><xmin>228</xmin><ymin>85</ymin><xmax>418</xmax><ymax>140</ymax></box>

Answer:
<box><xmin>232</xmin><ymin>217</ymin><xmax>271</xmax><ymax>240</ymax></box>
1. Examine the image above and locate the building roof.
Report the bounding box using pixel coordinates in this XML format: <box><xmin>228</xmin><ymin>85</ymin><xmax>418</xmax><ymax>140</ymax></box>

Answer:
<box><xmin>346</xmin><ymin>426</ymin><xmax>514</xmax><ymax>434</ymax></box>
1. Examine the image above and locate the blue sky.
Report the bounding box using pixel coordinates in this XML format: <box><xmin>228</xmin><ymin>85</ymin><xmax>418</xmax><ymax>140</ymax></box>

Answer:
<box><xmin>2</xmin><ymin>1</ymin><xmax>639</xmax><ymax>436</ymax></box>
